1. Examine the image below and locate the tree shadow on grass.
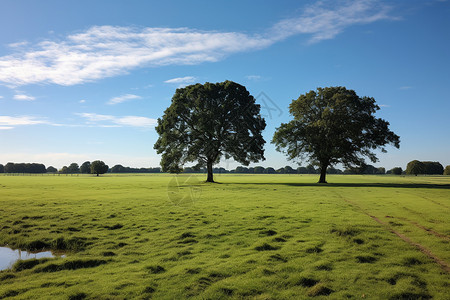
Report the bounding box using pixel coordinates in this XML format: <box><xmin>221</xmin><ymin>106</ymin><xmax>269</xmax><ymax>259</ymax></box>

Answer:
<box><xmin>224</xmin><ymin>182</ymin><xmax>450</xmax><ymax>190</ymax></box>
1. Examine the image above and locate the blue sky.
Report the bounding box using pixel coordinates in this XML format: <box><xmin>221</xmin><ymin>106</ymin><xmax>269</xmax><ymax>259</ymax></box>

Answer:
<box><xmin>0</xmin><ymin>0</ymin><xmax>449</xmax><ymax>170</ymax></box>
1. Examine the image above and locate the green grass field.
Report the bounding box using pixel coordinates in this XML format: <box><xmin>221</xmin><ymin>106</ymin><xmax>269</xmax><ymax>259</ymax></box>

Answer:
<box><xmin>0</xmin><ymin>174</ymin><xmax>449</xmax><ymax>299</ymax></box>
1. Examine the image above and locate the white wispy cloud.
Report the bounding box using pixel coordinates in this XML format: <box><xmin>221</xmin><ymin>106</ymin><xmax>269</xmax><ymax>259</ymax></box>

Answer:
<box><xmin>0</xmin><ymin>115</ymin><xmax>48</xmax><ymax>127</ymax></box>
<box><xmin>246</xmin><ymin>75</ymin><xmax>262</xmax><ymax>81</ymax></box>
<box><xmin>0</xmin><ymin>126</ymin><xmax>13</xmax><ymax>130</ymax></box>
<box><xmin>107</xmin><ymin>93</ymin><xmax>141</xmax><ymax>105</ymax></box>
<box><xmin>270</xmin><ymin>0</ymin><xmax>392</xmax><ymax>44</ymax></box>
<box><xmin>13</xmin><ymin>94</ymin><xmax>35</xmax><ymax>101</ymax></box>
<box><xmin>0</xmin><ymin>96</ymin><xmax>3</xmax><ymax>99</ymax></box>
<box><xmin>0</xmin><ymin>0</ymin><xmax>391</xmax><ymax>87</ymax></box>
<box><xmin>79</xmin><ymin>99</ymin><xmax>86</xmax><ymax>103</ymax></box>
<box><xmin>77</xmin><ymin>113</ymin><xmax>157</xmax><ymax>128</ymax></box>
<box><xmin>164</xmin><ymin>76</ymin><xmax>197</xmax><ymax>87</ymax></box>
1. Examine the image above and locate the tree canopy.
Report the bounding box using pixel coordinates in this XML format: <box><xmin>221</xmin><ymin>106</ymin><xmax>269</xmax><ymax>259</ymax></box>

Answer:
<box><xmin>406</xmin><ymin>160</ymin><xmax>425</xmax><ymax>176</ymax></box>
<box><xmin>80</xmin><ymin>161</ymin><xmax>91</xmax><ymax>174</ymax></box>
<box><xmin>406</xmin><ymin>160</ymin><xmax>444</xmax><ymax>175</ymax></box>
<box><xmin>67</xmin><ymin>163</ymin><xmax>80</xmax><ymax>174</ymax></box>
<box><xmin>444</xmin><ymin>165</ymin><xmax>450</xmax><ymax>175</ymax></box>
<box><xmin>90</xmin><ymin>160</ymin><xmax>109</xmax><ymax>176</ymax></box>
<box><xmin>154</xmin><ymin>80</ymin><xmax>266</xmax><ymax>182</ymax></box>
<box><xmin>272</xmin><ymin>86</ymin><xmax>400</xmax><ymax>183</ymax></box>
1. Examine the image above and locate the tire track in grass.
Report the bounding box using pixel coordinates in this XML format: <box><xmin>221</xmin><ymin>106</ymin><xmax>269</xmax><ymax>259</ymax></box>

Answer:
<box><xmin>335</xmin><ymin>192</ymin><xmax>450</xmax><ymax>273</ymax></box>
<box><xmin>389</xmin><ymin>216</ymin><xmax>450</xmax><ymax>241</ymax></box>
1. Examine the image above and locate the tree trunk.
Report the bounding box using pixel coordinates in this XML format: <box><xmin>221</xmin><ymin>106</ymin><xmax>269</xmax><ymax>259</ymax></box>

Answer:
<box><xmin>206</xmin><ymin>161</ymin><xmax>214</xmax><ymax>182</ymax></box>
<box><xmin>318</xmin><ymin>164</ymin><xmax>328</xmax><ymax>183</ymax></box>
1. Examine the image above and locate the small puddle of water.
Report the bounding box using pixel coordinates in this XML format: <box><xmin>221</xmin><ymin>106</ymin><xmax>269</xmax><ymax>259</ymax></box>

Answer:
<box><xmin>0</xmin><ymin>246</ymin><xmax>64</xmax><ymax>271</ymax></box>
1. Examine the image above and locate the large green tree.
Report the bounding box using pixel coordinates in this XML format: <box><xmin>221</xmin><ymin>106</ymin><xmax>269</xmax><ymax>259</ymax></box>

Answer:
<box><xmin>405</xmin><ymin>160</ymin><xmax>425</xmax><ymax>176</ymax></box>
<box><xmin>80</xmin><ymin>161</ymin><xmax>91</xmax><ymax>174</ymax></box>
<box><xmin>154</xmin><ymin>81</ymin><xmax>266</xmax><ymax>182</ymax></box>
<box><xmin>90</xmin><ymin>160</ymin><xmax>109</xmax><ymax>176</ymax></box>
<box><xmin>272</xmin><ymin>86</ymin><xmax>400</xmax><ymax>183</ymax></box>
<box><xmin>67</xmin><ymin>163</ymin><xmax>80</xmax><ymax>174</ymax></box>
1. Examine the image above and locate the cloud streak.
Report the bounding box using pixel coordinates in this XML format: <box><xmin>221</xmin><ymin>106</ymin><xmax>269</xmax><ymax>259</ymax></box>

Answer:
<box><xmin>0</xmin><ymin>0</ymin><xmax>391</xmax><ymax>87</ymax></box>
<box><xmin>107</xmin><ymin>93</ymin><xmax>141</xmax><ymax>105</ymax></box>
<box><xmin>13</xmin><ymin>94</ymin><xmax>35</xmax><ymax>101</ymax></box>
<box><xmin>0</xmin><ymin>115</ymin><xmax>48</xmax><ymax>126</ymax></box>
<box><xmin>164</xmin><ymin>76</ymin><xmax>197</xmax><ymax>87</ymax></box>
<box><xmin>77</xmin><ymin>113</ymin><xmax>157</xmax><ymax>128</ymax></box>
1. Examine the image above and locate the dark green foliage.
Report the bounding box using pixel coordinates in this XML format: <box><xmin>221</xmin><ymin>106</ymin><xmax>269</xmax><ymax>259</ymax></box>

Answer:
<box><xmin>146</xmin><ymin>265</ymin><xmax>166</xmax><ymax>274</ymax></box>
<box><xmin>0</xmin><ymin>163</ymin><xmax>3</xmax><ymax>173</ymax></box>
<box><xmin>353</xmin><ymin>238</ymin><xmax>364</xmax><ymax>244</ymax></box>
<box><xmin>27</xmin><ymin>240</ymin><xmax>50</xmax><ymax>250</ymax></box>
<box><xmin>105</xmin><ymin>224</ymin><xmax>123</xmax><ymax>230</ymax></box>
<box><xmin>254</xmin><ymin>243</ymin><xmax>279</xmax><ymax>251</ymax></box>
<box><xmin>80</xmin><ymin>161</ymin><xmax>91</xmax><ymax>174</ymax></box>
<box><xmin>269</xmin><ymin>254</ymin><xmax>287</xmax><ymax>262</ymax></box>
<box><xmin>253</xmin><ymin>166</ymin><xmax>265</xmax><ymax>173</ymax></box>
<box><xmin>143</xmin><ymin>286</ymin><xmax>156</xmax><ymax>294</ymax></box>
<box><xmin>389</xmin><ymin>292</ymin><xmax>431</xmax><ymax>300</ymax></box>
<box><xmin>52</xmin><ymin>236</ymin><xmax>88</xmax><ymax>251</ymax></box>
<box><xmin>306</xmin><ymin>246</ymin><xmax>323</xmax><ymax>253</ymax></box>
<box><xmin>402</xmin><ymin>257</ymin><xmax>423</xmax><ymax>266</ymax></box>
<box><xmin>272</xmin><ymin>86</ymin><xmax>400</xmax><ymax>183</ymax></box>
<box><xmin>68</xmin><ymin>292</ymin><xmax>87</xmax><ymax>300</ymax></box>
<box><xmin>34</xmin><ymin>259</ymin><xmax>107</xmax><ymax>273</ymax></box>
<box><xmin>295</xmin><ymin>277</ymin><xmax>319</xmax><ymax>287</ymax></box>
<box><xmin>67</xmin><ymin>163</ymin><xmax>80</xmax><ymax>174</ymax></box>
<box><xmin>0</xmin><ymin>274</ymin><xmax>15</xmax><ymax>281</ymax></box>
<box><xmin>422</xmin><ymin>161</ymin><xmax>444</xmax><ymax>175</ymax></box>
<box><xmin>390</xmin><ymin>167</ymin><xmax>403</xmax><ymax>175</ymax></box>
<box><xmin>259</xmin><ymin>229</ymin><xmax>277</xmax><ymax>236</ymax></box>
<box><xmin>154</xmin><ymin>80</ymin><xmax>266</xmax><ymax>182</ymax></box>
<box><xmin>444</xmin><ymin>165</ymin><xmax>450</xmax><ymax>175</ymax></box>
<box><xmin>406</xmin><ymin>160</ymin><xmax>444</xmax><ymax>175</ymax></box>
<box><xmin>12</xmin><ymin>258</ymin><xmax>50</xmax><ymax>271</ymax></box>
<box><xmin>330</xmin><ymin>226</ymin><xmax>359</xmax><ymax>237</ymax></box>
<box><xmin>3</xmin><ymin>162</ymin><xmax>46</xmax><ymax>173</ymax></box>
<box><xmin>46</xmin><ymin>166</ymin><xmax>57</xmax><ymax>173</ymax></box>
<box><xmin>307</xmin><ymin>283</ymin><xmax>334</xmax><ymax>296</ymax></box>
<box><xmin>0</xmin><ymin>290</ymin><xmax>19</xmax><ymax>298</ymax></box>
<box><xmin>110</xmin><ymin>164</ymin><xmax>161</xmax><ymax>173</ymax></box>
<box><xmin>356</xmin><ymin>255</ymin><xmax>377</xmax><ymax>263</ymax></box>
<box><xmin>406</xmin><ymin>160</ymin><xmax>425</xmax><ymax>176</ymax></box>
<box><xmin>179</xmin><ymin>232</ymin><xmax>195</xmax><ymax>239</ymax></box>
<box><xmin>90</xmin><ymin>160</ymin><xmax>109</xmax><ymax>176</ymax></box>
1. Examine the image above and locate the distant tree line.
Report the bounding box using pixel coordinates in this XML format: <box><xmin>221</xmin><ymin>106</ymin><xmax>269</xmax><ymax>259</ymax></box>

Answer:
<box><xmin>110</xmin><ymin>165</ymin><xmax>161</xmax><ymax>173</ymax></box>
<box><xmin>182</xmin><ymin>164</ymin><xmax>385</xmax><ymax>175</ymax></box>
<box><xmin>0</xmin><ymin>163</ymin><xmax>46</xmax><ymax>174</ymax></box>
<box><xmin>58</xmin><ymin>161</ymin><xmax>109</xmax><ymax>176</ymax></box>
<box><xmin>1</xmin><ymin>161</ymin><xmax>448</xmax><ymax>176</ymax></box>
<box><xmin>405</xmin><ymin>160</ymin><xmax>444</xmax><ymax>176</ymax></box>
